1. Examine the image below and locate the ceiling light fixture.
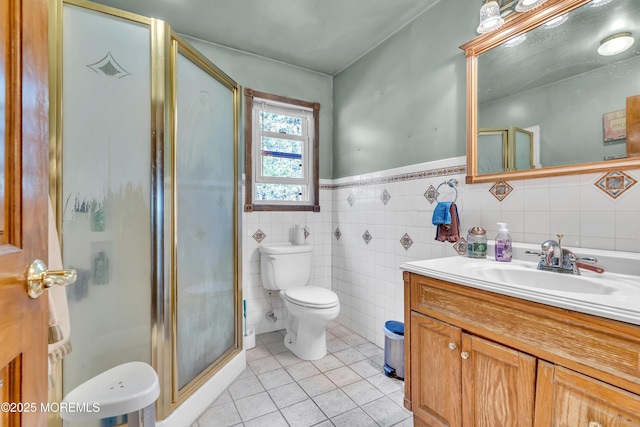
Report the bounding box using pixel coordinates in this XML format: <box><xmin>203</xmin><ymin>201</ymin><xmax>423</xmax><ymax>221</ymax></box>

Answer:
<box><xmin>504</xmin><ymin>34</ymin><xmax>527</xmax><ymax>47</ymax></box>
<box><xmin>514</xmin><ymin>0</ymin><xmax>549</xmax><ymax>12</ymax></box>
<box><xmin>598</xmin><ymin>32</ymin><xmax>635</xmax><ymax>56</ymax></box>
<box><xmin>477</xmin><ymin>0</ymin><xmax>505</xmax><ymax>34</ymax></box>
<box><xmin>589</xmin><ymin>0</ymin><xmax>614</xmax><ymax>7</ymax></box>
<box><xmin>544</xmin><ymin>14</ymin><xmax>568</xmax><ymax>29</ymax></box>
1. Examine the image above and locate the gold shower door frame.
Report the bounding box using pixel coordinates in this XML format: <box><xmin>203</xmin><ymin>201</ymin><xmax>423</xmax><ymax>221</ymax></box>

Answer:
<box><xmin>49</xmin><ymin>0</ymin><xmax>242</xmax><ymax>421</ymax></box>
<box><xmin>164</xmin><ymin>29</ymin><xmax>243</xmax><ymax>410</ymax></box>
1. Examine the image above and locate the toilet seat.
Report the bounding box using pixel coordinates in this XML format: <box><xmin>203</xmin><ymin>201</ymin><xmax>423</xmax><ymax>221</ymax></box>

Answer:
<box><xmin>281</xmin><ymin>286</ymin><xmax>339</xmax><ymax>309</ymax></box>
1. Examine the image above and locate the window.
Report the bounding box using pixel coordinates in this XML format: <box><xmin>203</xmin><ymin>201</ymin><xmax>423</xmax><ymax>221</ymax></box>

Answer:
<box><xmin>244</xmin><ymin>88</ymin><xmax>320</xmax><ymax>212</ymax></box>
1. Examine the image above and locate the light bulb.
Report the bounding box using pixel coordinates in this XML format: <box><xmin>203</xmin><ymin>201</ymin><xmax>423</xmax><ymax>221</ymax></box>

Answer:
<box><xmin>477</xmin><ymin>1</ymin><xmax>505</xmax><ymax>34</ymax></box>
<box><xmin>598</xmin><ymin>32</ymin><xmax>635</xmax><ymax>56</ymax></box>
<box><xmin>515</xmin><ymin>0</ymin><xmax>549</xmax><ymax>12</ymax></box>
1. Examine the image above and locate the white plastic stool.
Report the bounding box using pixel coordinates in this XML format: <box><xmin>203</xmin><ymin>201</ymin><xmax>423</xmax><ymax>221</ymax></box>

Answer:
<box><xmin>60</xmin><ymin>361</ymin><xmax>160</xmax><ymax>427</ymax></box>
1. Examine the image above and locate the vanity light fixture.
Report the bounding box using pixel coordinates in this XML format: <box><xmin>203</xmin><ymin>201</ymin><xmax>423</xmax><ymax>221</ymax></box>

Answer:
<box><xmin>477</xmin><ymin>0</ymin><xmax>505</xmax><ymax>34</ymax></box>
<box><xmin>514</xmin><ymin>0</ymin><xmax>548</xmax><ymax>12</ymax></box>
<box><xmin>543</xmin><ymin>13</ymin><xmax>568</xmax><ymax>29</ymax></box>
<box><xmin>598</xmin><ymin>32</ymin><xmax>635</xmax><ymax>56</ymax></box>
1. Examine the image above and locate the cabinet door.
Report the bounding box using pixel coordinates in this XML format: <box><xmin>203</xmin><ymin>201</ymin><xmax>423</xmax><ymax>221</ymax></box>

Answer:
<box><xmin>410</xmin><ymin>312</ymin><xmax>462</xmax><ymax>427</ymax></box>
<box><xmin>461</xmin><ymin>334</ymin><xmax>536</xmax><ymax>427</ymax></box>
<box><xmin>535</xmin><ymin>361</ymin><xmax>640</xmax><ymax>426</ymax></box>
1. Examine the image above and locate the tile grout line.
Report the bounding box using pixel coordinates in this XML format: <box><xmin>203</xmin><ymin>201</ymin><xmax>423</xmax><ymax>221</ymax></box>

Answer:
<box><xmin>196</xmin><ymin>323</ymin><xmax>412</xmax><ymax>426</ymax></box>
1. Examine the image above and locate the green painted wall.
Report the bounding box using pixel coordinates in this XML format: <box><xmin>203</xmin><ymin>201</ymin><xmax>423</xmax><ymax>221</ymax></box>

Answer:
<box><xmin>185</xmin><ymin>36</ymin><xmax>334</xmax><ymax>179</ymax></box>
<box><xmin>332</xmin><ymin>0</ymin><xmax>477</xmax><ymax>178</ymax></box>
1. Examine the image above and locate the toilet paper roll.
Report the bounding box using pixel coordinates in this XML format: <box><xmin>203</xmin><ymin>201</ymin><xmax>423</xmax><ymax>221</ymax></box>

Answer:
<box><xmin>294</xmin><ymin>224</ymin><xmax>305</xmax><ymax>245</ymax></box>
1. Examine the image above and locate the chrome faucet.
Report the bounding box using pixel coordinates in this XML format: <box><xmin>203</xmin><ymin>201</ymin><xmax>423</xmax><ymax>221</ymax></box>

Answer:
<box><xmin>526</xmin><ymin>234</ymin><xmax>600</xmax><ymax>275</ymax></box>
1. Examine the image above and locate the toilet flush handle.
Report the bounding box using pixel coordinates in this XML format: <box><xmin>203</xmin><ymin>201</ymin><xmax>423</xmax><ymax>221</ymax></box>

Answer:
<box><xmin>268</xmin><ymin>255</ymin><xmax>278</xmax><ymax>261</ymax></box>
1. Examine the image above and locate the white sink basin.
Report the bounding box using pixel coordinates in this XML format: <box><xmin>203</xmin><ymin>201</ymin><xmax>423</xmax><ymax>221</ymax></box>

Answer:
<box><xmin>461</xmin><ymin>261</ymin><xmax>617</xmax><ymax>295</ymax></box>
<box><xmin>401</xmin><ymin>251</ymin><xmax>640</xmax><ymax>326</ymax></box>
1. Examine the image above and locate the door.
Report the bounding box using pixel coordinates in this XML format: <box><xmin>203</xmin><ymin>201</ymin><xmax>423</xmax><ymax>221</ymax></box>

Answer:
<box><xmin>535</xmin><ymin>361</ymin><xmax>640</xmax><ymax>426</ymax></box>
<box><xmin>0</xmin><ymin>0</ymin><xmax>50</xmax><ymax>425</ymax></box>
<box><xmin>461</xmin><ymin>334</ymin><xmax>536</xmax><ymax>427</ymax></box>
<box><xmin>410</xmin><ymin>312</ymin><xmax>462</xmax><ymax>427</ymax></box>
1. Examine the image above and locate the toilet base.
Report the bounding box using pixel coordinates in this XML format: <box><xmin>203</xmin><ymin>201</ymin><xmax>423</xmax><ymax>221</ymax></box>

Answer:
<box><xmin>283</xmin><ymin>330</ymin><xmax>328</xmax><ymax>361</ymax></box>
<box><xmin>281</xmin><ymin>300</ymin><xmax>340</xmax><ymax>361</ymax></box>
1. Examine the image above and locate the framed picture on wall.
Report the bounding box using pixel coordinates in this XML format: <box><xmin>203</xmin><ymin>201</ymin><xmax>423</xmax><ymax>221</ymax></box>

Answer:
<box><xmin>603</xmin><ymin>109</ymin><xmax>626</xmax><ymax>144</ymax></box>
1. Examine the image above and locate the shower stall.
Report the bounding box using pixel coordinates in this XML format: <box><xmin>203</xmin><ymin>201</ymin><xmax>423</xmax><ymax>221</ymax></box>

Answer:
<box><xmin>50</xmin><ymin>0</ymin><xmax>242</xmax><ymax>423</ymax></box>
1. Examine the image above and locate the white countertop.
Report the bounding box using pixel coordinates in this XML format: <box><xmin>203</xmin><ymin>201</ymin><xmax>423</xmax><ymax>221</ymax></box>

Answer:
<box><xmin>401</xmin><ymin>250</ymin><xmax>640</xmax><ymax>326</ymax></box>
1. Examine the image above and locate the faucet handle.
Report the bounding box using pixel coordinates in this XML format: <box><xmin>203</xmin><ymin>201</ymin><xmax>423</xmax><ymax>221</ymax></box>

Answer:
<box><xmin>576</xmin><ymin>260</ymin><xmax>605</xmax><ymax>274</ymax></box>
<box><xmin>557</xmin><ymin>233</ymin><xmax>564</xmax><ymax>241</ymax></box>
<box><xmin>574</xmin><ymin>256</ymin><xmax>598</xmax><ymax>264</ymax></box>
<box><xmin>525</xmin><ymin>250</ymin><xmax>542</xmax><ymax>256</ymax></box>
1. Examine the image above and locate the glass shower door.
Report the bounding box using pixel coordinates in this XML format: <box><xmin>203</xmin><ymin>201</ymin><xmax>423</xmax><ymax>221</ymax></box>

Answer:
<box><xmin>171</xmin><ymin>39</ymin><xmax>240</xmax><ymax>394</ymax></box>
<box><xmin>60</xmin><ymin>4</ymin><xmax>153</xmax><ymax>421</ymax></box>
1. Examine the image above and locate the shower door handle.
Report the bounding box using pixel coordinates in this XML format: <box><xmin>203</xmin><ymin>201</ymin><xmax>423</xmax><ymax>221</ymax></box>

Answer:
<box><xmin>25</xmin><ymin>259</ymin><xmax>77</xmax><ymax>299</ymax></box>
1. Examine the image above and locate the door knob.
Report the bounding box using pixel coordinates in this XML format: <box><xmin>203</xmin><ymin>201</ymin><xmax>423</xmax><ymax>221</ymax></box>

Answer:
<box><xmin>461</xmin><ymin>351</ymin><xmax>470</xmax><ymax>360</ymax></box>
<box><xmin>26</xmin><ymin>259</ymin><xmax>77</xmax><ymax>299</ymax></box>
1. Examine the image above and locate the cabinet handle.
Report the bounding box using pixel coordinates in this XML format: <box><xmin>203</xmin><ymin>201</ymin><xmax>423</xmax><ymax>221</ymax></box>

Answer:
<box><xmin>461</xmin><ymin>351</ymin><xmax>470</xmax><ymax>360</ymax></box>
<box><xmin>448</xmin><ymin>342</ymin><xmax>457</xmax><ymax>350</ymax></box>
<box><xmin>589</xmin><ymin>422</ymin><xmax>603</xmax><ymax>427</ymax></box>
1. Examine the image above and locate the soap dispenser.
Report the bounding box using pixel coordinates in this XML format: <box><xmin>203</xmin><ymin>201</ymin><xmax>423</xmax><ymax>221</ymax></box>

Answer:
<box><xmin>495</xmin><ymin>223</ymin><xmax>512</xmax><ymax>262</ymax></box>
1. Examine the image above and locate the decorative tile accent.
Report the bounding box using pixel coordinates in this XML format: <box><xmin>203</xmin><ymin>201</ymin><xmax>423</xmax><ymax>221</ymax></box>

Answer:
<box><xmin>424</xmin><ymin>185</ymin><xmax>439</xmax><ymax>204</ymax></box>
<box><xmin>453</xmin><ymin>238</ymin><xmax>467</xmax><ymax>256</ymax></box>
<box><xmin>347</xmin><ymin>193</ymin><xmax>356</xmax><ymax>206</ymax></box>
<box><xmin>252</xmin><ymin>229</ymin><xmax>266</xmax><ymax>243</ymax></box>
<box><xmin>595</xmin><ymin>171</ymin><xmax>637</xmax><ymax>199</ymax></box>
<box><xmin>400</xmin><ymin>233</ymin><xmax>413</xmax><ymax>250</ymax></box>
<box><xmin>87</xmin><ymin>52</ymin><xmax>131</xmax><ymax>78</ymax></box>
<box><xmin>362</xmin><ymin>230</ymin><xmax>372</xmax><ymax>245</ymax></box>
<box><xmin>303</xmin><ymin>226</ymin><xmax>310</xmax><ymax>239</ymax></box>
<box><xmin>334</xmin><ymin>228</ymin><xmax>342</xmax><ymax>240</ymax></box>
<box><xmin>489</xmin><ymin>181</ymin><xmax>513</xmax><ymax>201</ymax></box>
<box><xmin>330</xmin><ymin>165</ymin><xmax>466</xmax><ymax>190</ymax></box>
<box><xmin>381</xmin><ymin>189</ymin><xmax>391</xmax><ymax>205</ymax></box>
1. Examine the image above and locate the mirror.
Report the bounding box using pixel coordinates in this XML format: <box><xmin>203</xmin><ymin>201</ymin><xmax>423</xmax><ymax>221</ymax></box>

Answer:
<box><xmin>461</xmin><ymin>0</ymin><xmax>640</xmax><ymax>183</ymax></box>
<box><xmin>478</xmin><ymin>126</ymin><xmax>534</xmax><ymax>173</ymax></box>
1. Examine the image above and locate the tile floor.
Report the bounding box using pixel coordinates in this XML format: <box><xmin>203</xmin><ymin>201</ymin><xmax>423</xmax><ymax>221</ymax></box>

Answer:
<box><xmin>193</xmin><ymin>321</ymin><xmax>413</xmax><ymax>427</ymax></box>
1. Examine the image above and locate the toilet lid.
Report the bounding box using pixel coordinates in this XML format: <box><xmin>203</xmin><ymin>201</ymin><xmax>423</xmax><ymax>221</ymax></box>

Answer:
<box><xmin>282</xmin><ymin>286</ymin><xmax>339</xmax><ymax>309</ymax></box>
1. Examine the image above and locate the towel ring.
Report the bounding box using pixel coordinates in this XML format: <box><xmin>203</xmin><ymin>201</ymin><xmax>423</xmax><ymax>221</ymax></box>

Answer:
<box><xmin>436</xmin><ymin>179</ymin><xmax>458</xmax><ymax>203</ymax></box>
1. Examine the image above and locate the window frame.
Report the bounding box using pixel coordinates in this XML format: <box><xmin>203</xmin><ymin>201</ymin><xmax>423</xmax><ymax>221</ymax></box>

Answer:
<box><xmin>253</xmin><ymin>102</ymin><xmax>311</xmax><ymax>201</ymax></box>
<box><xmin>244</xmin><ymin>88</ymin><xmax>320</xmax><ymax>212</ymax></box>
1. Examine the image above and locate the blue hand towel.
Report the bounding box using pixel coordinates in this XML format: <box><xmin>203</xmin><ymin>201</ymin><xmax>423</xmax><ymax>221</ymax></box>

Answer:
<box><xmin>432</xmin><ymin>202</ymin><xmax>452</xmax><ymax>225</ymax></box>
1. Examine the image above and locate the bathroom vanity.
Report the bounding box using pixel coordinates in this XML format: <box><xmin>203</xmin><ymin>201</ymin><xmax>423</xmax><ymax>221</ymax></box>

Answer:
<box><xmin>401</xmin><ymin>254</ymin><xmax>640</xmax><ymax>426</ymax></box>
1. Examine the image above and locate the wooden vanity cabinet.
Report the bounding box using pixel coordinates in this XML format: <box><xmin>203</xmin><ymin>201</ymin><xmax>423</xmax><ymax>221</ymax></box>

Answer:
<box><xmin>535</xmin><ymin>362</ymin><xmax>640</xmax><ymax>426</ymax></box>
<box><xmin>409</xmin><ymin>313</ymin><xmax>462</xmax><ymax>426</ymax></box>
<box><xmin>403</xmin><ymin>271</ymin><xmax>640</xmax><ymax>427</ymax></box>
<box><xmin>410</xmin><ymin>312</ymin><xmax>536</xmax><ymax>427</ymax></box>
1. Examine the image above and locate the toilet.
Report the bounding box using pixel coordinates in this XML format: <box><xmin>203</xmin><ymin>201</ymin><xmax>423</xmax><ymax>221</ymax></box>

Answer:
<box><xmin>260</xmin><ymin>242</ymin><xmax>340</xmax><ymax>360</ymax></box>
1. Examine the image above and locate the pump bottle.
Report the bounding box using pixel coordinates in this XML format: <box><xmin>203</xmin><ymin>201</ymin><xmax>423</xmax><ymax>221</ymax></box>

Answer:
<box><xmin>495</xmin><ymin>223</ymin><xmax>512</xmax><ymax>262</ymax></box>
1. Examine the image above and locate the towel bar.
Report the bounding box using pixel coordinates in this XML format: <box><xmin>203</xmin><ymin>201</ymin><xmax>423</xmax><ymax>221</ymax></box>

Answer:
<box><xmin>435</xmin><ymin>179</ymin><xmax>458</xmax><ymax>203</ymax></box>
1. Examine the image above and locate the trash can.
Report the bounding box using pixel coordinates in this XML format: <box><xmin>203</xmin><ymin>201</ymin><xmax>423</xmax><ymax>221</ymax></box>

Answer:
<box><xmin>383</xmin><ymin>320</ymin><xmax>404</xmax><ymax>380</ymax></box>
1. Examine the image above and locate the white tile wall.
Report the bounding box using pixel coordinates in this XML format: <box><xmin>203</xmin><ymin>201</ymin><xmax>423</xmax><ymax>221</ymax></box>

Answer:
<box><xmin>330</xmin><ymin>159</ymin><xmax>640</xmax><ymax>348</ymax></box>
<box><xmin>242</xmin><ymin>161</ymin><xmax>640</xmax><ymax>350</ymax></box>
<box><xmin>331</xmin><ymin>160</ymin><xmax>466</xmax><ymax>349</ymax></box>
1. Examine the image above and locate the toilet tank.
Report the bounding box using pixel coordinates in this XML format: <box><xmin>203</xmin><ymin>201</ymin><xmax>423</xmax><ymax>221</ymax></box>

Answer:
<box><xmin>260</xmin><ymin>243</ymin><xmax>312</xmax><ymax>290</ymax></box>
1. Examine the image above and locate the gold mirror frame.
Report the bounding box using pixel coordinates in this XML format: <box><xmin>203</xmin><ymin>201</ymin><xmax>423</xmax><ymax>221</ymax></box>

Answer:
<box><xmin>460</xmin><ymin>0</ymin><xmax>640</xmax><ymax>184</ymax></box>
